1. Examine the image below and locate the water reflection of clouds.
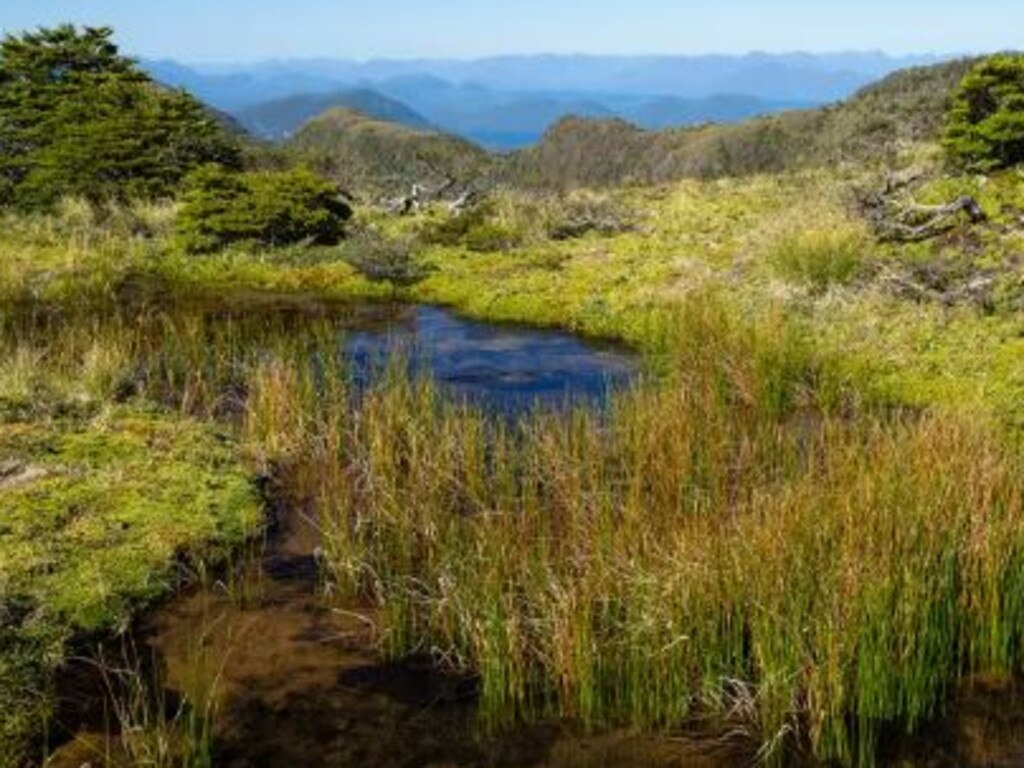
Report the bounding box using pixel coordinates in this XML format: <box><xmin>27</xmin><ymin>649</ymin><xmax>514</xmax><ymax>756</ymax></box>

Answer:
<box><xmin>340</xmin><ymin>305</ymin><xmax>637</xmax><ymax>413</ymax></box>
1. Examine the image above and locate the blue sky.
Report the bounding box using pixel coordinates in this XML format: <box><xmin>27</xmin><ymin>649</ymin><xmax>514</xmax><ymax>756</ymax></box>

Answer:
<box><xmin>0</xmin><ymin>0</ymin><xmax>1021</xmax><ymax>61</ymax></box>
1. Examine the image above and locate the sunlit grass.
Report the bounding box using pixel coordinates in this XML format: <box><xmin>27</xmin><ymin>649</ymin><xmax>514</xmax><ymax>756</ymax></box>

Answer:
<box><xmin>223</xmin><ymin>294</ymin><xmax>1024</xmax><ymax>765</ymax></box>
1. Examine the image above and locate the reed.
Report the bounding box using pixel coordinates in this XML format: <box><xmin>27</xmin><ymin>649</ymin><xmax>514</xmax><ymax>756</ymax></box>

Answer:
<box><xmin>5</xmin><ymin>293</ymin><xmax>1023</xmax><ymax>766</ymax></box>
<box><xmin>233</xmin><ymin>298</ymin><xmax>1024</xmax><ymax>766</ymax></box>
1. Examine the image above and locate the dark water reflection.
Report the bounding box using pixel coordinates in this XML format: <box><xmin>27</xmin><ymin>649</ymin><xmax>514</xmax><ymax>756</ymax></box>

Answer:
<box><xmin>344</xmin><ymin>304</ymin><xmax>636</xmax><ymax>412</ymax></box>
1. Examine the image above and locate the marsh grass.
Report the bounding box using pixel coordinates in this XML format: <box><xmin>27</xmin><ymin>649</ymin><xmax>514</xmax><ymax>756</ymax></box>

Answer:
<box><xmin>4</xmin><ymin>292</ymin><xmax>1024</xmax><ymax>766</ymax></box>
<box><xmin>768</xmin><ymin>228</ymin><xmax>870</xmax><ymax>293</ymax></box>
<box><xmin>229</xmin><ymin>297</ymin><xmax>1024</xmax><ymax>766</ymax></box>
<box><xmin>65</xmin><ymin>630</ymin><xmax>227</xmax><ymax>768</ymax></box>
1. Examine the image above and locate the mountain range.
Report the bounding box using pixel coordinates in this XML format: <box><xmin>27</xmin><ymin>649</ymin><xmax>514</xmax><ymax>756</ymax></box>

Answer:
<box><xmin>276</xmin><ymin>58</ymin><xmax>974</xmax><ymax>198</ymax></box>
<box><xmin>144</xmin><ymin>52</ymin><xmax>950</xmax><ymax>149</ymax></box>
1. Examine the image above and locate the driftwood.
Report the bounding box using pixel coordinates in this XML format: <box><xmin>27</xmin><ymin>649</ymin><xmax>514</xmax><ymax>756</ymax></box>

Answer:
<box><xmin>448</xmin><ymin>189</ymin><xmax>481</xmax><ymax>213</ymax></box>
<box><xmin>865</xmin><ymin>187</ymin><xmax>987</xmax><ymax>243</ymax></box>
<box><xmin>387</xmin><ymin>177</ymin><xmax>472</xmax><ymax>215</ymax></box>
<box><xmin>862</xmin><ymin>168</ymin><xmax>988</xmax><ymax>242</ymax></box>
<box><xmin>882</xmin><ymin>196</ymin><xmax>987</xmax><ymax>242</ymax></box>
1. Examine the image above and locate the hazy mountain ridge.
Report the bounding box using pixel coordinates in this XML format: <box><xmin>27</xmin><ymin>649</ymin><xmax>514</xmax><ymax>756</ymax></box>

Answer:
<box><xmin>144</xmin><ymin>51</ymin><xmax>950</xmax><ymax>149</ymax></box>
<box><xmin>176</xmin><ymin>51</ymin><xmax>947</xmax><ymax>99</ymax></box>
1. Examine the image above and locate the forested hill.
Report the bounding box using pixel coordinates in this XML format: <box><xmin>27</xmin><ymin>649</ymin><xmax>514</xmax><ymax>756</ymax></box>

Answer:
<box><xmin>503</xmin><ymin>58</ymin><xmax>978</xmax><ymax>188</ymax></box>
<box><xmin>284</xmin><ymin>108</ymin><xmax>493</xmax><ymax>197</ymax></box>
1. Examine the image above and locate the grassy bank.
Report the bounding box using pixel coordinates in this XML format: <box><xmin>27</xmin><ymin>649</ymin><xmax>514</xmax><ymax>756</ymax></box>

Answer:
<box><xmin>3</xmin><ymin>163</ymin><xmax>1022</xmax><ymax>427</ymax></box>
<box><xmin>0</xmin><ymin>305</ymin><xmax>320</xmax><ymax>766</ymax></box>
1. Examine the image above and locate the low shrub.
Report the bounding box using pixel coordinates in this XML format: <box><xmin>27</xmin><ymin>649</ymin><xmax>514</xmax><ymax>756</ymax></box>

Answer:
<box><xmin>418</xmin><ymin>200</ymin><xmax>524</xmax><ymax>253</ymax></box>
<box><xmin>546</xmin><ymin>191</ymin><xmax>637</xmax><ymax>240</ymax></box>
<box><xmin>175</xmin><ymin>165</ymin><xmax>352</xmax><ymax>254</ymax></box>
<box><xmin>342</xmin><ymin>228</ymin><xmax>433</xmax><ymax>289</ymax></box>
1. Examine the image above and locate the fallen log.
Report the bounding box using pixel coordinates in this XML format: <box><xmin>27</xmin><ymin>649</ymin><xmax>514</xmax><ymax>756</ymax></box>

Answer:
<box><xmin>873</xmin><ymin>195</ymin><xmax>987</xmax><ymax>243</ymax></box>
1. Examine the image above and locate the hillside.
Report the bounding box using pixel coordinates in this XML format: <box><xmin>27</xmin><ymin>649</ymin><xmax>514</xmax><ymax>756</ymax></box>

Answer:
<box><xmin>505</xmin><ymin>58</ymin><xmax>977</xmax><ymax>187</ymax></box>
<box><xmin>235</xmin><ymin>88</ymin><xmax>431</xmax><ymax>140</ymax></box>
<box><xmin>285</xmin><ymin>108</ymin><xmax>493</xmax><ymax>197</ymax></box>
<box><xmin>276</xmin><ymin>58</ymin><xmax>975</xmax><ymax>195</ymax></box>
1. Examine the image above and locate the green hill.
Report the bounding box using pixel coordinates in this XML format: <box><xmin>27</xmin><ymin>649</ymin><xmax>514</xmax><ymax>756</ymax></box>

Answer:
<box><xmin>285</xmin><ymin>107</ymin><xmax>493</xmax><ymax>197</ymax></box>
<box><xmin>505</xmin><ymin>58</ymin><xmax>977</xmax><ymax>188</ymax></box>
<box><xmin>235</xmin><ymin>88</ymin><xmax>431</xmax><ymax>140</ymax></box>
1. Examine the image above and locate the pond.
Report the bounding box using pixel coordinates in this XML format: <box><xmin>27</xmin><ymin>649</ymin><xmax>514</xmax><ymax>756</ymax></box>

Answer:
<box><xmin>344</xmin><ymin>304</ymin><xmax>637</xmax><ymax>411</ymax></box>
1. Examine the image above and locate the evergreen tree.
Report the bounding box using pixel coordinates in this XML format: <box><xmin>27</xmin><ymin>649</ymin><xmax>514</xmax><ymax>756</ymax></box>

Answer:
<box><xmin>944</xmin><ymin>54</ymin><xmax>1024</xmax><ymax>171</ymax></box>
<box><xmin>0</xmin><ymin>24</ymin><xmax>240</xmax><ymax>209</ymax></box>
<box><xmin>176</xmin><ymin>165</ymin><xmax>353</xmax><ymax>253</ymax></box>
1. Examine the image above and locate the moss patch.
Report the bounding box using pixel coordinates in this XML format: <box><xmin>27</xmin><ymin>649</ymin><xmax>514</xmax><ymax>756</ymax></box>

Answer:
<box><xmin>0</xmin><ymin>409</ymin><xmax>261</xmax><ymax>767</ymax></box>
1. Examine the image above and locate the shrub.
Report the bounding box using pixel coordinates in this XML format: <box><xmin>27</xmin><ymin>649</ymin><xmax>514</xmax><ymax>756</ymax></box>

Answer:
<box><xmin>944</xmin><ymin>54</ymin><xmax>1024</xmax><ymax>171</ymax></box>
<box><xmin>769</xmin><ymin>229</ymin><xmax>867</xmax><ymax>292</ymax></box>
<box><xmin>546</xmin><ymin>192</ymin><xmax>636</xmax><ymax>240</ymax></box>
<box><xmin>0</xmin><ymin>25</ymin><xmax>240</xmax><ymax>210</ymax></box>
<box><xmin>418</xmin><ymin>201</ymin><xmax>523</xmax><ymax>253</ymax></box>
<box><xmin>342</xmin><ymin>228</ymin><xmax>432</xmax><ymax>290</ymax></box>
<box><xmin>175</xmin><ymin>165</ymin><xmax>352</xmax><ymax>253</ymax></box>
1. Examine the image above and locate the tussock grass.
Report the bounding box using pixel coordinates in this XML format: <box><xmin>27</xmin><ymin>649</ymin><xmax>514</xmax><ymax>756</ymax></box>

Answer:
<box><xmin>227</xmin><ymin>294</ymin><xmax>1024</xmax><ymax>765</ymax></box>
<box><xmin>768</xmin><ymin>228</ymin><xmax>869</xmax><ymax>292</ymax></box>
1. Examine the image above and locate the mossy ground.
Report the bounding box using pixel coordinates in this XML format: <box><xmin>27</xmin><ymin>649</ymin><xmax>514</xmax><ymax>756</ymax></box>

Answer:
<box><xmin>0</xmin><ymin>409</ymin><xmax>261</xmax><ymax>767</ymax></box>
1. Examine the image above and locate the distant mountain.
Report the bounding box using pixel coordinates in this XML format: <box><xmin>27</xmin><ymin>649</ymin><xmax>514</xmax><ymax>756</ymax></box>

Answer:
<box><xmin>175</xmin><ymin>52</ymin><xmax>948</xmax><ymax>101</ymax></box>
<box><xmin>143</xmin><ymin>52</ymin><xmax>953</xmax><ymax>149</ymax></box>
<box><xmin>143</xmin><ymin>59</ymin><xmax>339</xmax><ymax>111</ymax></box>
<box><xmin>371</xmin><ymin>78</ymin><xmax>617</xmax><ymax>149</ymax></box>
<box><xmin>235</xmin><ymin>89</ymin><xmax>431</xmax><ymax>140</ymax></box>
<box><xmin>285</xmin><ymin>108</ymin><xmax>493</xmax><ymax>197</ymax></box>
<box><xmin>353</xmin><ymin>77</ymin><xmax>813</xmax><ymax>149</ymax></box>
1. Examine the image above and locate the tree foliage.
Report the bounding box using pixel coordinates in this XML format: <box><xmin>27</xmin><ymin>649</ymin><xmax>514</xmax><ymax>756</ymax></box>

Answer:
<box><xmin>0</xmin><ymin>24</ymin><xmax>240</xmax><ymax>209</ymax></box>
<box><xmin>944</xmin><ymin>54</ymin><xmax>1024</xmax><ymax>171</ymax></box>
<box><xmin>175</xmin><ymin>165</ymin><xmax>353</xmax><ymax>253</ymax></box>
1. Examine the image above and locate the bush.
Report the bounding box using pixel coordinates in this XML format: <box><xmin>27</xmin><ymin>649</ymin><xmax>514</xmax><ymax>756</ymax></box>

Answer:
<box><xmin>419</xmin><ymin>201</ymin><xmax>523</xmax><ymax>253</ymax></box>
<box><xmin>944</xmin><ymin>54</ymin><xmax>1024</xmax><ymax>171</ymax></box>
<box><xmin>175</xmin><ymin>166</ymin><xmax>352</xmax><ymax>253</ymax></box>
<box><xmin>0</xmin><ymin>25</ymin><xmax>240</xmax><ymax>210</ymax></box>
<box><xmin>546</xmin><ymin>192</ymin><xmax>636</xmax><ymax>240</ymax></box>
<box><xmin>342</xmin><ymin>229</ymin><xmax>432</xmax><ymax>289</ymax></box>
<box><xmin>769</xmin><ymin>229</ymin><xmax>867</xmax><ymax>292</ymax></box>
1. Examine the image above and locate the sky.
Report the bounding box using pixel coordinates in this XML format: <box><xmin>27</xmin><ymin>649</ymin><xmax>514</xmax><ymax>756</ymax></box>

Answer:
<box><xmin>0</xmin><ymin>0</ymin><xmax>1021</xmax><ymax>62</ymax></box>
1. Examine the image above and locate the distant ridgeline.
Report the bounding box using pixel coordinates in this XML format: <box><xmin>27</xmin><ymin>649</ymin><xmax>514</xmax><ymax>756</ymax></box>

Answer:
<box><xmin>240</xmin><ymin>58</ymin><xmax>977</xmax><ymax>196</ymax></box>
